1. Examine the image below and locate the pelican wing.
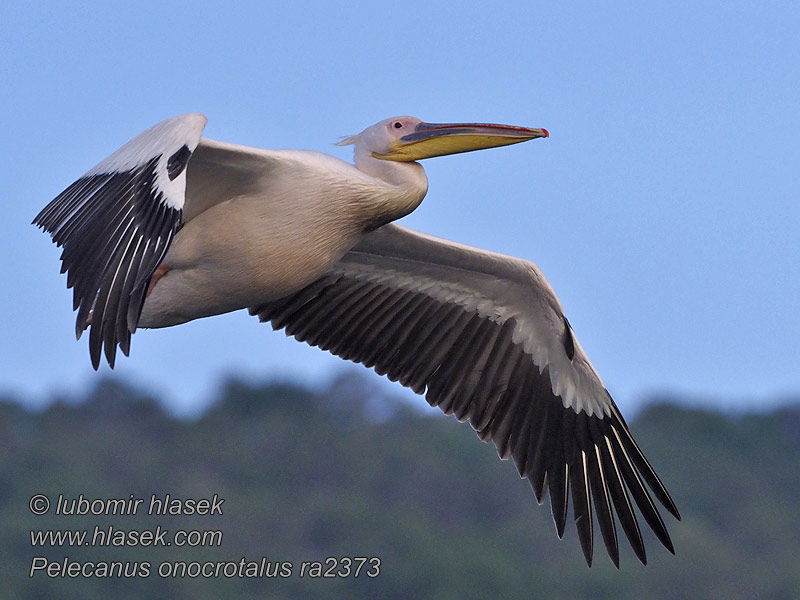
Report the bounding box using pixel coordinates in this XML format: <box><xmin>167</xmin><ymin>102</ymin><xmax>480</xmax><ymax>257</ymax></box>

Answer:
<box><xmin>33</xmin><ymin>114</ymin><xmax>207</xmax><ymax>368</ymax></box>
<box><xmin>250</xmin><ymin>223</ymin><xmax>680</xmax><ymax>566</ymax></box>
<box><xmin>180</xmin><ymin>137</ymin><xmax>285</xmax><ymax>222</ymax></box>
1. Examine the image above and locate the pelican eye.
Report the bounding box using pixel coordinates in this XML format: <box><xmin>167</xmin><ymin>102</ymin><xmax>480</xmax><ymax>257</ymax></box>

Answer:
<box><xmin>393</xmin><ymin>121</ymin><xmax>403</xmax><ymax>129</ymax></box>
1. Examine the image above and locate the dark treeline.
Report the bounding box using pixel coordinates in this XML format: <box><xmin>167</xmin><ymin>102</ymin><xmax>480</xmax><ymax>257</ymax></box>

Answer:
<box><xmin>1</xmin><ymin>372</ymin><xmax>799</xmax><ymax>599</ymax></box>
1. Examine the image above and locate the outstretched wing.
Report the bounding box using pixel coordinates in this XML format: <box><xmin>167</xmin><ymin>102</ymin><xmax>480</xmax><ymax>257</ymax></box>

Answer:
<box><xmin>33</xmin><ymin>113</ymin><xmax>207</xmax><ymax>368</ymax></box>
<box><xmin>250</xmin><ymin>223</ymin><xmax>680</xmax><ymax>567</ymax></box>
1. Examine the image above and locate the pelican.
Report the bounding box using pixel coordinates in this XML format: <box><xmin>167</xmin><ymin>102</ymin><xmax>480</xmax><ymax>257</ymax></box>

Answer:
<box><xmin>34</xmin><ymin>113</ymin><xmax>679</xmax><ymax>566</ymax></box>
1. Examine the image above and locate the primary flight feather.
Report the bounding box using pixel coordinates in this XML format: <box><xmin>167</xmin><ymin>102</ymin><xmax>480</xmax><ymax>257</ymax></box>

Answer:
<box><xmin>34</xmin><ymin>113</ymin><xmax>679</xmax><ymax>566</ymax></box>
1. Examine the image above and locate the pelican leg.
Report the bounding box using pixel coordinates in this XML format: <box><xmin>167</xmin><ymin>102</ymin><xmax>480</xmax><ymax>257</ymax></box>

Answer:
<box><xmin>147</xmin><ymin>262</ymin><xmax>172</xmax><ymax>297</ymax></box>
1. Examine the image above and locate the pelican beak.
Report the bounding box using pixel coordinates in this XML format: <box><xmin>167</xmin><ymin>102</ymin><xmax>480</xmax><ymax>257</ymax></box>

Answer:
<box><xmin>373</xmin><ymin>122</ymin><xmax>549</xmax><ymax>162</ymax></box>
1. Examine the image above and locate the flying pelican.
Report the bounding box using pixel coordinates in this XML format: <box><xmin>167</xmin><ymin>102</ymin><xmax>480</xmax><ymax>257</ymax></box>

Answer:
<box><xmin>34</xmin><ymin>113</ymin><xmax>679</xmax><ymax>566</ymax></box>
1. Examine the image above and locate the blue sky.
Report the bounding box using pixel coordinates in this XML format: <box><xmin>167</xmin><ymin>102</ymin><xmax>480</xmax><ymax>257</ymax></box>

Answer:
<box><xmin>2</xmin><ymin>1</ymin><xmax>798</xmax><ymax>416</ymax></box>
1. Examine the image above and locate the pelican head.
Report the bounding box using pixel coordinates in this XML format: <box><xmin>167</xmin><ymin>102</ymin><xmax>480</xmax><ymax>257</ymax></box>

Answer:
<box><xmin>340</xmin><ymin>116</ymin><xmax>548</xmax><ymax>164</ymax></box>
<box><xmin>339</xmin><ymin>116</ymin><xmax>548</xmax><ymax>187</ymax></box>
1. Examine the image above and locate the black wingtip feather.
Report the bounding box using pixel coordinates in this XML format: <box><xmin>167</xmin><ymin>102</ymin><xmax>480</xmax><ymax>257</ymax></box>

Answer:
<box><xmin>255</xmin><ymin>266</ymin><xmax>680</xmax><ymax>567</ymax></box>
<box><xmin>549</xmin><ymin>463</ymin><xmax>569</xmax><ymax>539</ymax></box>
<box><xmin>570</xmin><ymin>451</ymin><xmax>594</xmax><ymax>566</ymax></box>
<box><xmin>598</xmin><ymin>434</ymin><xmax>646</xmax><ymax>564</ymax></box>
<box><xmin>36</xmin><ymin>158</ymin><xmax>182</xmax><ymax>369</ymax></box>
<box><xmin>586</xmin><ymin>433</ymin><xmax>619</xmax><ymax>567</ymax></box>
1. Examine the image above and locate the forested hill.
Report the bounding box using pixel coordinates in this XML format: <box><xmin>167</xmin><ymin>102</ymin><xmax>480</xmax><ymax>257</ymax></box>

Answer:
<box><xmin>2</xmin><ymin>373</ymin><xmax>799</xmax><ymax>600</ymax></box>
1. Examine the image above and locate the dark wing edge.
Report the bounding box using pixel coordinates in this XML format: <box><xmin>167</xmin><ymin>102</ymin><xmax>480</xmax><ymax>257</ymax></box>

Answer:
<box><xmin>248</xmin><ymin>226</ymin><xmax>680</xmax><ymax>567</ymax></box>
<box><xmin>33</xmin><ymin>113</ymin><xmax>207</xmax><ymax>368</ymax></box>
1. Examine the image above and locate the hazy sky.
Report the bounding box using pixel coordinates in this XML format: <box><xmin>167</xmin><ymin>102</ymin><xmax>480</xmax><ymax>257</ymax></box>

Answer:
<box><xmin>2</xmin><ymin>1</ymin><xmax>798</xmax><ymax>416</ymax></box>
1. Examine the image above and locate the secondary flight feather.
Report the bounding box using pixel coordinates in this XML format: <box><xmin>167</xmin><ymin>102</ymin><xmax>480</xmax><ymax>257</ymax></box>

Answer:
<box><xmin>34</xmin><ymin>113</ymin><xmax>680</xmax><ymax>566</ymax></box>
